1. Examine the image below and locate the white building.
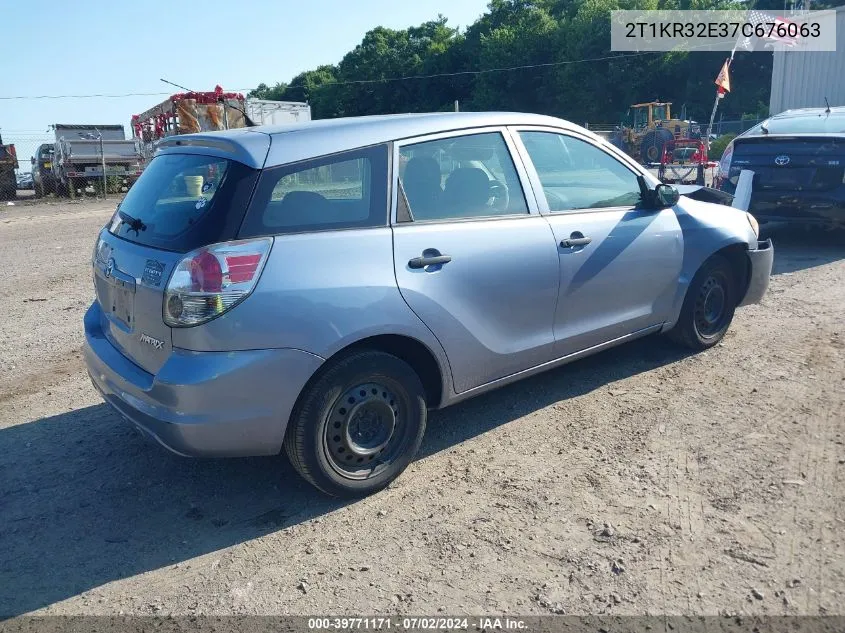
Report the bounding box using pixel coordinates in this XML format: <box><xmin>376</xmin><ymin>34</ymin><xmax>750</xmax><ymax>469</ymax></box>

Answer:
<box><xmin>769</xmin><ymin>5</ymin><xmax>845</xmax><ymax>115</ymax></box>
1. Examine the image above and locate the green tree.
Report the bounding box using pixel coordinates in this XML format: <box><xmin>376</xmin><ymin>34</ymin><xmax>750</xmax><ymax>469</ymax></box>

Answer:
<box><xmin>251</xmin><ymin>0</ymin><xmax>780</xmax><ymax>126</ymax></box>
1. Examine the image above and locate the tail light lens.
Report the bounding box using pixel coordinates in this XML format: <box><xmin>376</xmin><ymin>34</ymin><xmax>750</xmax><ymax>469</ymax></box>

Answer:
<box><xmin>164</xmin><ymin>238</ymin><xmax>272</xmax><ymax>327</ymax></box>
<box><xmin>715</xmin><ymin>139</ymin><xmax>734</xmax><ymax>188</ymax></box>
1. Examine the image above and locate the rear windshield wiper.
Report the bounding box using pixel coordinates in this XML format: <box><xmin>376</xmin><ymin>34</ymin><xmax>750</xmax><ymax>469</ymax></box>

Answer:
<box><xmin>118</xmin><ymin>210</ymin><xmax>147</xmax><ymax>235</ymax></box>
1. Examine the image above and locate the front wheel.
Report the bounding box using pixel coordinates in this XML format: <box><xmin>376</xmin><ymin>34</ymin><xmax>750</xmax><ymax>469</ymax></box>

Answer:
<box><xmin>667</xmin><ymin>254</ymin><xmax>737</xmax><ymax>350</ymax></box>
<box><xmin>284</xmin><ymin>350</ymin><xmax>427</xmax><ymax>497</ymax></box>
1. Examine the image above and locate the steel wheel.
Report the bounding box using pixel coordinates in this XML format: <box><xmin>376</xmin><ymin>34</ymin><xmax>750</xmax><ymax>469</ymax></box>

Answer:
<box><xmin>693</xmin><ymin>273</ymin><xmax>729</xmax><ymax>338</ymax></box>
<box><xmin>285</xmin><ymin>349</ymin><xmax>427</xmax><ymax>497</ymax></box>
<box><xmin>667</xmin><ymin>254</ymin><xmax>737</xmax><ymax>350</ymax></box>
<box><xmin>322</xmin><ymin>381</ymin><xmax>409</xmax><ymax>480</ymax></box>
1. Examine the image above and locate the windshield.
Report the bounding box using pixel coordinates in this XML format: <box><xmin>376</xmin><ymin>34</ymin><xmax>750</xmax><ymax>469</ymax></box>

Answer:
<box><xmin>653</xmin><ymin>105</ymin><xmax>667</xmax><ymax>121</ymax></box>
<box><xmin>751</xmin><ymin>112</ymin><xmax>845</xmax><ymax>135</ymax></box>
<box><xmin>633</xmin><ymin>108</ymin><xmax>649</xmax><ymax>129</ymax></box>
<box><xmin>108</xmin><ymin>153</ymin><xmax>258</xmax><ymax>252</ymax></box>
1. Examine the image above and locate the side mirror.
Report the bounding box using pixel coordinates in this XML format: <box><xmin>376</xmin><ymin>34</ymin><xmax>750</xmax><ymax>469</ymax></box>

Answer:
<box><xmin>655</xmin><ymin>183</ymin><xmax>680</xmax><ymax>207</ymax></box>
<box><xmin>30</xmin><ymin>157</ymin><xmax>35</xmax><ymax>165</ymax></box>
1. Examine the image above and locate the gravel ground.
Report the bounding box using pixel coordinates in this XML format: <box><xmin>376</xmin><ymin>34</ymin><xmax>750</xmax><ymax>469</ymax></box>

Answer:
<box><xmin>1</xmin><ymin>197</ymin><xmax>843</xmax><ymax>618</ymax></box>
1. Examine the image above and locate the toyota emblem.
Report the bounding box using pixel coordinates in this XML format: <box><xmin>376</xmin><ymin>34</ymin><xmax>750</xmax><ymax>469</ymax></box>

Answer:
<box><xmin>104</xmin><ymin>259</ymin><xmax>115</xmax><ymax>278</ymax></box>
<box><xmin>775</xmin><ymin>155</ymin><xmax>790</xmax><ymax>166</ymax></box>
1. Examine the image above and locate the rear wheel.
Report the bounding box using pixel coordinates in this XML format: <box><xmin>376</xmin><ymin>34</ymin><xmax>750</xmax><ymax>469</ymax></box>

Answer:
<box><xmin>667</xmin><ymin>254</ymin><xmax>737</xmax><ymax>350</ymax></box>
<box><xmin>284</xmin><ymin>349</ymin><xmax>427</xmax><ymax>497</ymax></box>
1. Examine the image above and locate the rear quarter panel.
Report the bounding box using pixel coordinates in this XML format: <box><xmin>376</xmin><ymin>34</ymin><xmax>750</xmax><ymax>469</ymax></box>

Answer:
<box><xmin>171</xmin><ymin>227</ymin><xmax>453</xmax><ymax>390</ymax></box>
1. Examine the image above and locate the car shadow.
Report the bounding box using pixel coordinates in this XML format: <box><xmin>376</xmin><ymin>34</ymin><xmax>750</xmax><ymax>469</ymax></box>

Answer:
<box><xmin>764</xmin><ymin>226</ymin><xmax>845</xmax><ymax>275</ymax></box>
<box><xmin>567</xmin><ymin>209</ymin><xmax>661</xmax><ymax>293</ymax></box>
<box><xmin>0</xmin><ymin>335</ymin><xmax>691</xmax><ymax>618</ymax></box>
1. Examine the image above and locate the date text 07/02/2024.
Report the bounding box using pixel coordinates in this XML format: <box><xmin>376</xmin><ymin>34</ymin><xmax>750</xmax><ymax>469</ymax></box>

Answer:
<box><xmin>307</xmin><ymin>617</ymin><xmax>528</xmax><ymax>630</ymax></box>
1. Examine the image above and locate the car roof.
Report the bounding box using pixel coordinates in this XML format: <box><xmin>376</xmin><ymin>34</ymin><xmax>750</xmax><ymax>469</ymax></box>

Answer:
<box><xmin>772</xmin><ymin>106</ymin><xmax>845</xmax><ymax>118</ymax></box>
<box><xmin>157</xmin><ymin>112</ymin><xmax>596</xmax><ymax>169</ymax></box>
<box><xmin>740</xmin><ymin>106</ymin><xmax>845</xmax><ymax>138</ymax></box>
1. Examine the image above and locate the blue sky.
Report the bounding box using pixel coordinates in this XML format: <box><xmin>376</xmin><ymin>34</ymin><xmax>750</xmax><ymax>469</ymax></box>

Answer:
<box><xmin>0</xmin><ymin>0</ymin><xmax>489</xmax><ymax>166</ymax></box>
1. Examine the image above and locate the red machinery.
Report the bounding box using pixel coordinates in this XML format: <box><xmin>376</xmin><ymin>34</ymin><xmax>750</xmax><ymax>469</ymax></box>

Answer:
<box><xmin>657</xmin><ymin>138</ymin><xmax>715</xmax><ymax>186</ymax></box>
<box><xmin>132</xmin><ymin>85</ymin><xmax>247</xmax><ymax>146</ymax></box>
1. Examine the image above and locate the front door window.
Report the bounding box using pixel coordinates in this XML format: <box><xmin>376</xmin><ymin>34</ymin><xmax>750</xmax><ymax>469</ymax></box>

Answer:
<box><xmin>519</xmin><ymin>132</ymin><xmax>643</xmax><ymax>212</ymax></box>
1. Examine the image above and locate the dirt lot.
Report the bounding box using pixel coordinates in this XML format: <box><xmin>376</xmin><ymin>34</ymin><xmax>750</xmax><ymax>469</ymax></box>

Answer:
<box><xmin>1</xmin><ymin>197</ymin><xmax>843</xmax><ymax>618</ymax></box>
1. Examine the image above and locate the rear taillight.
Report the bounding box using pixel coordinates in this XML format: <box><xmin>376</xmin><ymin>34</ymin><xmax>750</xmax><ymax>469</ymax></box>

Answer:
<box><xmin>715</xmin><ymin>139</ymin><xmax>734</xmax><ymax>187</ymax></box>
<box><xmin>163</xmin><ymin>238</ymin><xmax>272</xmax><ymax>327</ymax></box>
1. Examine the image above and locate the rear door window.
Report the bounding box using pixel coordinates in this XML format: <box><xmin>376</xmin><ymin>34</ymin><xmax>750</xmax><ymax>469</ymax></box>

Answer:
<box><xmin>239</xmin><ymin>144</ymin><xmax>389</xmax><ymax>236</ymax></box>
<box><xmin>107</xmin><ymin>153</ymin><xmax>258</xmax><ymax>252</ymax></box>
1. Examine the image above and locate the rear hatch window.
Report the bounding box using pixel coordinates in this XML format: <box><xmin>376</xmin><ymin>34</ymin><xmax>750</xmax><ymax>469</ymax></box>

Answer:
<box><xmin>731</xmin><ymin>136</ymin><xmax>845</xmax><ymax>192</ymax></box>
<box><xmin>108</xmin><ymin>153</ymin><xmax>258</xmax><ymax>252</ymax></box>
<box><xmin>758</xmin><ymin>112</ymin><xmax>845</xmax><ymax>135</ymax></box>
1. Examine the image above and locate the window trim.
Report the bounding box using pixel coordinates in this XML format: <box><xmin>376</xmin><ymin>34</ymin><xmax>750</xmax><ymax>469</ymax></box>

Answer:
<box><xmin>390</xmin><ymin>126</ymin><xmax>541</xmax><ymax>226</ymax></box>
<box><xmin>507</xmin><ymin>125</ymin><xmax>654</xmax><ymax>216</ymax></box>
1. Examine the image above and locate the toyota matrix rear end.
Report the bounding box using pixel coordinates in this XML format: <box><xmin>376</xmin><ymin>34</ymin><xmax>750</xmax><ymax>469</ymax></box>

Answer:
<box><xmin>83</xmin><ymin>133</ymin><xmax>323</xmax><ymax>457</ymax></box>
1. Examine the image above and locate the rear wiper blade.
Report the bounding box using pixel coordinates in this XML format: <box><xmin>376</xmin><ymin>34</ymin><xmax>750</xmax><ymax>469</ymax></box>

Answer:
<box><xmin>118</xmin><ymin>210</ymin><xmax>147</xmax><ymax>235</ymax></box>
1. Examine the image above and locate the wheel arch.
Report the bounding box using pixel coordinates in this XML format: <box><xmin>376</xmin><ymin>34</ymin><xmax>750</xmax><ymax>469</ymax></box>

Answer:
<box><xmin>295</xmin><ymin>334</ymin><xmax>448</xmax><ymax>414</ymax></box>
<box><xmin>715</xmin><ymin>242</ymin><xmax>752</xmax><ymax>303</ymax></box>
<box><xmin>663</xmin><ymin>239</ymin><xmax>751</xmax><ymax>332</ymax></box>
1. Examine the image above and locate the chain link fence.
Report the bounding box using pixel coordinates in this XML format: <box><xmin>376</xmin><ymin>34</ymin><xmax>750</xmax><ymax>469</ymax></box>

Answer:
<box><xmin>708</xmin><ymin>116</ymin><xmax>766</xmax><ymax>136</ymax></box>
<box><xmin>584</xmin><ymin>117</ymin><xmax>765</xmax><ymax>139</ymax></box>
<box><xmin>0</xmin><ymin>130</ymin><xmax>141</xmax><ymax>200</ymax></box>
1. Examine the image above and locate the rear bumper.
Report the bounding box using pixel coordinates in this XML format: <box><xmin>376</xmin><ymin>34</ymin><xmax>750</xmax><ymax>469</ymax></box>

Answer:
<box><xmin>749</xmin><ymin>191</ymin><xmax>845</xmax><ymax>227</ymax></box>
<box><xmin>739</xmin><ymin>239</ymin><xmax>774</xmax><ymax>307</ymax></box>
<box><xmin>83</xmin><ymin>302</ymin><xmax>324</xmax><ymax>457</ymax></box>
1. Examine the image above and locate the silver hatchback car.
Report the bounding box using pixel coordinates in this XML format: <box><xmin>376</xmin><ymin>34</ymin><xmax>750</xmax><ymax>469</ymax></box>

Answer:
<box><xmin>84</xmin><ymin>112</ymin><xmax>773</xmax><ymax>497</ymax></box>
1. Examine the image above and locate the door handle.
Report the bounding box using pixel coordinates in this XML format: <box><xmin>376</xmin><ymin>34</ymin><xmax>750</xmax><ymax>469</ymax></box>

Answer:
<box><xmin>560</xmin><ymin>236</ymin><xmax>592</xmax><ymax>248</ymax></box>
<box><xmin>408</xmin><ymin>254</ymin><xmax>452</xmax><ymax>269</ymax></box>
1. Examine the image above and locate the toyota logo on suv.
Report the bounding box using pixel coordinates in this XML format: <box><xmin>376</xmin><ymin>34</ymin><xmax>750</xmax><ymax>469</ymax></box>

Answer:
<box><xmin>775</xmin><ymin>155</ymin><xmax>790</xmax><ymax>166</ymax></box>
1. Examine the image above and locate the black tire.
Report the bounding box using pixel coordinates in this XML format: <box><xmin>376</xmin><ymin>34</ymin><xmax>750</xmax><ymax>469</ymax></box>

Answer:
<box><xmin>284</xmin><ymin>349</ymin><xmax>427</xmax><ymax>498</ymax></box>
<box><xmin>641</xmin><ymin>128</ymin><xmax>674</xmax><ymax>163</ymax></box>
<box><xmin>34</xmin><ymin>181</ymin><xmax>43</xmax><ymax>198</ymax></box>
<box><xmin>667</xmin><ymin>254</ymin><xmax>737</xmax><ymax>350</ymax></box>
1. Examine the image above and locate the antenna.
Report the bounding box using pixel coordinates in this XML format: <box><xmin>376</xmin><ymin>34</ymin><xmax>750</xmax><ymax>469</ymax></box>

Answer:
<box><xmin>160</xmin><ymin>78</ymin><xmax>194</xmax><ymax>93</ymax></box>
<box><xmin>824</xmin><ymin>97</ymin><xmax>831</xmax><ymax>114</ymax></box>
